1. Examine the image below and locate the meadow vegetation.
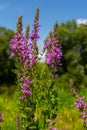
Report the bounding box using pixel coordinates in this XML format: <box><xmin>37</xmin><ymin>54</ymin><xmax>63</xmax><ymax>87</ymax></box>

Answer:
<box><xmin>1</xmin><ymin>86</ymin><xmax>87</xmax><ymax>129</ymax></box>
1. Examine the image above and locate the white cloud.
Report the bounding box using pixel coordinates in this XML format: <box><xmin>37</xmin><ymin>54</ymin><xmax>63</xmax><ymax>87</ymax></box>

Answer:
<box><xmin>77</xmin><ymin>18</ymin><xmax>87</xmax><ymax>25</ymax></box>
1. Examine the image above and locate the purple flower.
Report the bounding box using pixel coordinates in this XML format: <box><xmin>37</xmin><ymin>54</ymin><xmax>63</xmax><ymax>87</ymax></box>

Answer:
<box><xmin>26</xmin><ymin>90</ymin><xmax>32</xmax><ymax>95</ymax></box>
<box><xmin>74</xmin><ymin>95</ymin><xmax>87</xmax><ymax>126</ymax></box>
<box><xmin>44</xmin><ymin>38</ymin><xmax>62</xmax><ymax>75</ymax></box>
<box><xmin>27</xmin><ymin>78</ymin><xmax>32</xmax><ymax>85</ymax></box>
<box><xmin>20</xmin><ymin>77</ymin><xmax>32</xmax><ymax>100</ymax></box>
<box><xmin>30</xmin><ymin>30</ymin><xmax>40</xmax><ymax>41</ymax></box>
<box><xmin>29</xmin><ymin>57</ymin><xmax>36</xmax><ymax>68</ymax></box>
<box><xmin>11</xmin><ymin>20</ymin><xmax>40</xmax><ymax>69</ymax></box>
<box><xmin>23</xmin><ymin>83</ymin><xmax>27</xmax><ymax>88</ymax></box>
<box><xmin>20</xmin><ymin>95</ymin><xmax>25</xmax><ymax>100</ymax></box>
<box><xmin>0</xmin><ymin>113</ymin><xmax>4</xmax><ymax>122</ymax></box>
<box><xmin>80</xmin><ymin>113</ymin><xmax>85</xmax><ymax>119</ymax></box>
<box><xmin>74</xmin><ymin>96</ymin><xmax>85</xmax><ymax>110</ymax></box>
<box><xmin>20</xmin><ymin>77</ymin><xmax>24</xmax><ymax>82</ymax></box>
<box><xmin>11</xmin><ymin>32</ymin><xmax>30</xmax><ymax>63</ymax></box>
<box><xmin>29</xmin><ymin>22</ymin><xmax>40</xmax><ymax>42</ymax></box>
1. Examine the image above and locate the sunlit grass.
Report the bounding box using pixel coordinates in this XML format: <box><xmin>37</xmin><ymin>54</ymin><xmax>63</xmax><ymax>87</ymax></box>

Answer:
<box><xmin>0</xmin><ymin>93</ymin><xmax>17</xmax><ymax>130</ymax></box>
<box><xmin>0</xmin><ymin>88</ymin><xmax>86</xmax><ymax>130</ymax></box>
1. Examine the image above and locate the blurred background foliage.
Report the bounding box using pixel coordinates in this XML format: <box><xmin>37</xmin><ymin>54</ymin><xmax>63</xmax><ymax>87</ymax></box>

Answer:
<box><xmin>58</xmin><ymin>19</ymin><xmax>87</xmax><ymax>89</ymax></box>
<box><xmin>0</xmin><ymin>27</ymin><xmax>15</xmax><ymax>86</ymax></box>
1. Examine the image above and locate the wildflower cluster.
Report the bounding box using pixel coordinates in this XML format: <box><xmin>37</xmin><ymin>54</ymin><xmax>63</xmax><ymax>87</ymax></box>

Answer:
<box><xmin>44</xmin><ymin>33</ymin><xmax>62</xmax><ymax>77</ymax></box>
<box><xmin>11</xmin><ymin>15</ymin><xmax>40</xmax><ymax>68</ymax></box>
<box><xmin>74</xmin><ymin>96</ymin><xmax>87</xmax><ymax>128</ymax></box>
<box><xmin>20</xmin><ymin>77</ymin><xmax>32</xmax><ymax>100</ymax></box>
<box><xmin>11</xmin><ymin>12</ymin><xmax>40</xmax><ymax>96</ymax></box>
<box><xmin>11</xmin><ymin>32</ymin><xmax>29</xmax><ymax>62</ymax></box>
<box><xmin>11</xmin><ymin>29</ymin><xmax>33</xmax><ymax>102</ymax></box>
<box><xmin>10</xmin><ymin>8</ymin><xmax>62</xmax><ymax>130</ymax></box>
<box><xmin>29</xmin><ymin>21</ymin><xmax>41</xmax><ymax>66</ymax></box>
<box><xmin>74</xmin><ymin>96</ymin><xmax>85</xmax><ymax>109</ymax></box>
<box><xmin>10</xmin><ymin>8</ymin><xmax>41</xmax><ymax>130</ymax></box>
<box><xmin>30</xmin><ymin>22</ymin><xmax>40</xmax><ymax>42</ymax></box>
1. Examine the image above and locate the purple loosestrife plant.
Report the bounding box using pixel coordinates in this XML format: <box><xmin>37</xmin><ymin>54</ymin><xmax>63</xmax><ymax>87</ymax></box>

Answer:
<box><xmin>29</xmin><ymin>21</ymin><xmax>40</xmax><ymax>68</ymax></box>
<box><xmin>11</xmin><ymin>31</ymin><xmax>34</xmax><ymax>66</ymax></box>
<box><xmin>11</xmin><ymin>31</ymin><xmax>33</xmax><ymax>130</ymax></box>
<box><xmin>29</xmin><ymin>8</ymin><xmax>40</xmax><ymax>68</ymax></box>
<box><xmin>30</xmin><ymin>22</ymin><xmax>40</xmax><ymax>42</ymax></box>
<box><xmin>44</xmin><ymin>31</ymin><xmax>62</xmax><ymax>78</ymax></box>
<box><xmin>11</xmin><ymin>32</ymin><xmax>29</xmax><ymax>62</ymax></box>
<box><xmin>40</xmin><ymin>29</ymin><xmax>62</xmax><ymax>129</ymax></box>
<box><xmin>11</xmin><ymin>8</ymin><xmax>41</xmax><ymax>130</ymax></box>
<box><xmin>20</xmin><ymin>77</ymin><xmax>32</xmax><ymax>100</ymax></box>
<box><xmin>11</xmin><ymin>8</ymin><xmax>62</xmax><ymax>130</ymax></box>
<box><xmin>11</xmin><ymin>29</ymin><xmax>33</xmax><ymax>98</ymax></box>
<box><xmin>74</xmin><ymin>96</ymin><xmax>87</xmax><ymax>129</ymax></box>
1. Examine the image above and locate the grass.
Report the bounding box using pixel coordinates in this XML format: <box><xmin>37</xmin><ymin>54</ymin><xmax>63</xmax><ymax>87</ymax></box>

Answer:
<box><xmin>0</xmin><ymin>92</ymin><xmax>17</xmax><ymax>130</ymax></box>
<box><xmin>0</xmin><ymin>87</ymin><xmax>87</xmax><ymax>130</ymax></box>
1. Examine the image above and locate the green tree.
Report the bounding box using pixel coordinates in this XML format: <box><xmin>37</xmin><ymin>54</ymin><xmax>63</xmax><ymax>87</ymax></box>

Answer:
<box><xmin>0</xmin><ymin>27</ymin><xmax>15</xmax><ymax>85</ymax></box>
<box><xmin>58</xmin><ymin>20</ymin><xmax>87</xmax><ymax>88</ymax></box>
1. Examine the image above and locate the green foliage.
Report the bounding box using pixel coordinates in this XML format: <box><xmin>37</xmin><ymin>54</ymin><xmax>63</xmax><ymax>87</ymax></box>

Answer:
<box><xmin>0</xmin><ymin>27</ymin><xmax>15</xmax><ymax>86</ymax></box>
<box><xmin>0</xmin><ymin>94</ymin><xmax>16</xmax><ymax>130</ymax></box>
<box><xmin>60</xmin><ymin>19</ymin><xmax>77</xmax><ymax>32</ymax></box>
<box><xmin>59</xmin><ymin>20</ymin><xmax>87</xmax><ymax>88</ymax></box>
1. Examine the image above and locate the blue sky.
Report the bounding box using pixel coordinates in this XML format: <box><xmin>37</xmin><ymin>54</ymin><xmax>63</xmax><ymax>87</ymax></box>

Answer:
<box><xmin>0</xmin><ymin>0</ymin><xmax>87</xmax><ymax>50</ymax></box>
